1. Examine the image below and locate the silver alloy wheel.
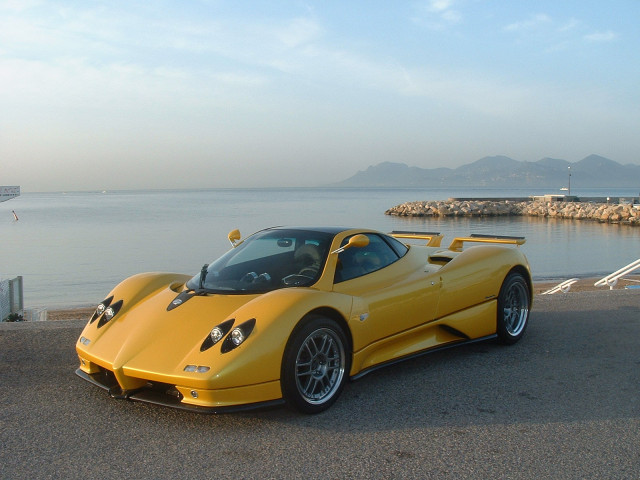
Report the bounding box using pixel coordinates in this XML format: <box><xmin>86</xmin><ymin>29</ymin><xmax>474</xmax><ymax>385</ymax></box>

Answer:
<box><xmin>294</xmin><ymin>327</ymin><xmax>346</xmax><ymax>405</ymax></box>
<box><xmin>502</xmin><ymin>280</ymin><xmax>529</xmax><ymax>336</ymax></box>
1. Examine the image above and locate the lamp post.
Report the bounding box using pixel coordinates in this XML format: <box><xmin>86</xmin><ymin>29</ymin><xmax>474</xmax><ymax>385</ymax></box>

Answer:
<box><xmin>568</xmin><ymin>166</ymin><xmax>571</xmax><ymax>196</ymax></box>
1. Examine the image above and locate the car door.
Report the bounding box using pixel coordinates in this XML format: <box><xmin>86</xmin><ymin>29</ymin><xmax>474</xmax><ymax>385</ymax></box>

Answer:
<box><xmin>331</xmin><ymin>233</ymin><xmax>441</xmax><ymax>362</ymax></box>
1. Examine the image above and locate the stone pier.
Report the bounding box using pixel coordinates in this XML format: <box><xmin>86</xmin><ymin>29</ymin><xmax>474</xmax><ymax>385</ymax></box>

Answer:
<box><xmin>385</xmin><ymin>199</ymin><xmax>640</xmax><ymax>226</ymax></box>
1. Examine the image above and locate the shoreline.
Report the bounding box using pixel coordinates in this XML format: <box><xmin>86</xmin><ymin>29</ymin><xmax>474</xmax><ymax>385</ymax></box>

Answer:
<box><xmin>23</xmin><ymin>277</ymin><xmax>639</xmax><ymax>321</ymax></box>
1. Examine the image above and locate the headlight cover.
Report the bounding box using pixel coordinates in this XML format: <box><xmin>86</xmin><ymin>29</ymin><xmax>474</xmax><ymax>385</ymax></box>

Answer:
<box><xmin>97</xmin><ymin>300</ymin><xmax>123</xmax><ymax>328</ymax></box>
<box><xmin>221</xmin><ymin>318</ymin><xmax>256</xmax><ymax>353</ymax></box>
<box><xmin>200</xmin><ymin>319</ymin><xmax>235</xmax><ymax>352</ymax></box>
<box><xmin>90</xmin><ymin>296</ymin><xmax>113</xmax><ymax>324</ymax></box>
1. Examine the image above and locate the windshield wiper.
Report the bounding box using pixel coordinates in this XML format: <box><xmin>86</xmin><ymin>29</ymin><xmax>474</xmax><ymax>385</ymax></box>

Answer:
<box><xmin>199</xmin><ymin>263</ymin><xmax>209</xmax><ymax>290</ymax></box>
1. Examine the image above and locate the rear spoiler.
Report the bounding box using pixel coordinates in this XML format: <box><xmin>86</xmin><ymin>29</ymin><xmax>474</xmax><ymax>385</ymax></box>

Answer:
<box><xmin>448</xmin><ymin>234</ymin><xmax>526</xmax><ymax>252</ymax></box>
<box><xmin>390</xmin><ymin>231</ymin><xmax>525</xmax><ymax>251</ymax></box>
<box><xmin>390</xmin><ymin>231</ymin><xmax>444</xmax><ymax>247</ymax></box>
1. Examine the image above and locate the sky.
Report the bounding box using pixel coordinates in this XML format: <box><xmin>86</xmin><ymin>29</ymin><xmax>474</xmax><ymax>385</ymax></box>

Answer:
<box><xmin>1</xmin><ymin>0</ymin><xmax>639</xmax><ymax>192</ymax></box>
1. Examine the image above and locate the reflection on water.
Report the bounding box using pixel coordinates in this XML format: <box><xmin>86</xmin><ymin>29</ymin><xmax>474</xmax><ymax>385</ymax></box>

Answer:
<box><xmin>1</xmin><ymin>188</ymin><xmax>638</xmax><ymax>307</ymax></box>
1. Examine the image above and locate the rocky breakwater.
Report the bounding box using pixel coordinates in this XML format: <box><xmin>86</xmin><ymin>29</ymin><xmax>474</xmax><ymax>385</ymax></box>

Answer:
<box><xmin>385</xmin><ymin>200</ymin><xmax>640</xmax><ymax>226</ymax></box>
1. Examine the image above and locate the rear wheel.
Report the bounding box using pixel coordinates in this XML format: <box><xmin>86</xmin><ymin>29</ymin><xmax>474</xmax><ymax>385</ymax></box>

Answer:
<box><xmin>281</xmin><ymin>316</ymin><xmax>349</xmax><ymax>414</ymax></box>
<box><xmin>497</xmin><ymin>272</ymin><xmax>530</xmax><ymax>344</ymax></box>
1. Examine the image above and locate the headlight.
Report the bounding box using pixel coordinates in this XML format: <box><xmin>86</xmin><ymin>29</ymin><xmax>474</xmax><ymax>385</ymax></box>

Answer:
<box><xmin>221</xmin><ymin>318</ymin><xmax>256</xmax><ymax>353</ymax></box>
<box><xmin>230</xmin><ymin>328</ymin><xmax>245</xmax><ymax>346</ymax></box>
<box><xmin>90</xmin><ymin>296</ymin><xmax>113</xmax><ymax>324</ymax></box>
<box><xmin>200</xmin><ymin>319</ymin><xmax>235</xmax><ymax>352</ymax></box>
<box><xmin>210</xmin><ymin>326</ymin><xmax>225</xmax><ymax>344</ymax></box>
<box><xmin>97</xmin><ymin>300</ymin><xmax>123</xmax><ymax>328</ymax></box>
<box><xmin>104</xmin><ymin>307</ymin><xmax>116</xmax><ymax>321</ymax></box>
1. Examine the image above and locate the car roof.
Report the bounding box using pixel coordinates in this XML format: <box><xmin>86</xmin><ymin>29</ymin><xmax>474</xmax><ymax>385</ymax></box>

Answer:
<box><xmin>268</xmin><ymin>226</ymin><xmax>356</xmax><ymax>235</ymax></box>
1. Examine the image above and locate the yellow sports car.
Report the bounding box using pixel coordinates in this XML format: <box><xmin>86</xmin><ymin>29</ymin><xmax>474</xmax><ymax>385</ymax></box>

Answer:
<box><xmin>76</xmin><ymin>227</ymin><xmax>531</xmax><ymax>414</ymax></box>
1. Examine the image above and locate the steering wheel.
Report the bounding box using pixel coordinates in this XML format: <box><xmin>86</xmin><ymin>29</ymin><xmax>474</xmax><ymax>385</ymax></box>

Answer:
<box><xmin>298</xmin><ymin>266</ymin><xmax>319</xmax><ymax>277</ymax></box>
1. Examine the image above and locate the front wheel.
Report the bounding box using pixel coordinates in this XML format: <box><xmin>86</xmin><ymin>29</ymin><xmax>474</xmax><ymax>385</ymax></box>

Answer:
<box><xmin>281</xmin><ymin>316</ymin><xmax>349</xmax><ymax>414</ymax></box>
<box><xmin>497</xmin><ymin>272</ymin><xmax>530</xmax><ymax>344</ymax></box>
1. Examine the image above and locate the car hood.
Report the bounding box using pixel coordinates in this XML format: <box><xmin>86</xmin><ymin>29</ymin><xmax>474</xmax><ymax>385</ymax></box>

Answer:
<box><xmin>79</xmin><ymin>282</ymin><xmax>261</xmax><ymax>387</ymax></box>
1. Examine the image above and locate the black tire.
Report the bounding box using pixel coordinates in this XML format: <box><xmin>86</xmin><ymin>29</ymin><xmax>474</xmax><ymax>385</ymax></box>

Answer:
<box><xmin>281</xmin><ymin>315</ymin><xmax>350</xmax><ymax>414</ymax></box>
<box><xmin>496</xmin><ymin>272</ymin><xmax>530</xmax><ymax>344</ymax></box>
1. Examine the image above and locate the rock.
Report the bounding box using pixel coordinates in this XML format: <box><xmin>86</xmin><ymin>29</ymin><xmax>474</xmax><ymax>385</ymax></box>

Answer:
<box><xmin>384</xmin><ymin>199</ymin><xmax>639</xmax><ymax>226</ymax></box>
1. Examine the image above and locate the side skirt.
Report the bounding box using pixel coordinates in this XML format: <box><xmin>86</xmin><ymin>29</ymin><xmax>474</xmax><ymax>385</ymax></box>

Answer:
<box><xmin>349</xmin><ymin>334</ymin><xmax>497</xmax><ymax>381</ymax></box>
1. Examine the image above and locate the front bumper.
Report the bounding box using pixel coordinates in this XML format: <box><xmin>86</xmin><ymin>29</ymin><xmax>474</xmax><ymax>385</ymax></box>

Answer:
<box><xmin>75</xmin><ymin>366</ymin><xmax>284</xmax><ymax>414</ymax></box>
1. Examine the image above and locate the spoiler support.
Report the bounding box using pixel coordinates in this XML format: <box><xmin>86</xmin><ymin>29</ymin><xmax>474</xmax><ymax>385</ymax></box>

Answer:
<box><xmin>390</xmin><ymin>231</ymin><xmax>444</xmax><ymax>247</ymax></box>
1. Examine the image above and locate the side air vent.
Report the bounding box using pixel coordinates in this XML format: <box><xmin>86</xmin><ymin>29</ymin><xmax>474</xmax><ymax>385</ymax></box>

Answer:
<box><xmin>428</xmin><ymin>251</ymin><xmax>456</xmax><ymax>265</ymax></box>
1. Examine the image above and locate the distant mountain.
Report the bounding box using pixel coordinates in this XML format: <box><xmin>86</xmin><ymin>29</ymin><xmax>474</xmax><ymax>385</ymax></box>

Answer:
<box><xmin>333</xmin><ymin>154</ymin><xmax>640</xmax><ymax>188</ymax></box>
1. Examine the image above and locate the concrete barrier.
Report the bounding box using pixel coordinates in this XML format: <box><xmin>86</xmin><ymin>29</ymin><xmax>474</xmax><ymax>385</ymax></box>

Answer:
<box><xmin>0</xmin><ymin>276</ymin><xmax>23</xmax><ymax>322</ymax></box>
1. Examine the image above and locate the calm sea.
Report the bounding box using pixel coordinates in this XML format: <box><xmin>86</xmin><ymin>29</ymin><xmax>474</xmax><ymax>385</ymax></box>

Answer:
<box><xmin>2</xmin><ymin>187</ymin><xmax>639</xmax><ymax>308</ymax></box>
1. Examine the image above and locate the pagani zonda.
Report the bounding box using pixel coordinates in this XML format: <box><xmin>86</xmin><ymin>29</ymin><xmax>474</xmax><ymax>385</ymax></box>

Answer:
<box><xmin>76</xmin><ymin>227</ymin><xmax>531</xmax><ymax>414</ymax></box>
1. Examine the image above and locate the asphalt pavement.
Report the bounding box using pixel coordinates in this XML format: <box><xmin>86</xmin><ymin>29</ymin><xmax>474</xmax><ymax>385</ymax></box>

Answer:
<box><xmin>1</xmin><ymin>290</ymin><xmax>639</xmax><ymax>479</ymax></box>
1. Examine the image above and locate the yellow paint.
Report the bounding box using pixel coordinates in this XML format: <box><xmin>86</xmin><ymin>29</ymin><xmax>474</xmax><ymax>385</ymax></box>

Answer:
<box><xmin>76</xmin><ymin>229</ymin><xmax>531</xmax><ymax>410</ymax></box>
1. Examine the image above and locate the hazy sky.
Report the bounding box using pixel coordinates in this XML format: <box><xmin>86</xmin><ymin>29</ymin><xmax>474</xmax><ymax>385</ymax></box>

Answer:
<box><xmin>2</xmin><ymin>1</ymin><xmax>639</xmax><ymax>191</ymax></box>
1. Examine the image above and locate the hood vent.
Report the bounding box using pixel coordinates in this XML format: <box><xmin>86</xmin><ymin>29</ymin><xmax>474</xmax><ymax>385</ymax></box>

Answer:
<box><xmin>167</xmin><ymin>290</ymin><xmax>197</xmax><ymax>311</ymax></box>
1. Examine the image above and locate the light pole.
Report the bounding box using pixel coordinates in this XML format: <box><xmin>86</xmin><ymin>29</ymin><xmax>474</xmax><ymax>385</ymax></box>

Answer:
<box><xmin>568</xmin><ymin>166</ymin><xmax>571</xmax><ymax>196</ymax></box>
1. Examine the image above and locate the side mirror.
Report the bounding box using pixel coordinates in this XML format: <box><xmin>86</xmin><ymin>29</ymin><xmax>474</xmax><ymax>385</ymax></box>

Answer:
<box><xmin>228</xmin><ymin>229</ymin><xmax>241</xmax><ymax>247</ymax></box>
<box><xmin>331</xmin><ymin>234</ymin><xmax>370</xmax><ymax>254</ymax></box>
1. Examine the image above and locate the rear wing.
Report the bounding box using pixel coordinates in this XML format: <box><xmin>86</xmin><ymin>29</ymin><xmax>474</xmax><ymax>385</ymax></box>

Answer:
<box><xmin>390</xmin><ymin>231</ymin><xmax>444</xmax><ymax>247</ymax></box>
<box><xmin>448</xmin><ymin>234</ymin><xmax>525</xmax><ymax>252</ymax></box>
<box><xmin>390</xmin><ymin>231</ymin><xmax>525</xmax><ymax>251</ymax></box>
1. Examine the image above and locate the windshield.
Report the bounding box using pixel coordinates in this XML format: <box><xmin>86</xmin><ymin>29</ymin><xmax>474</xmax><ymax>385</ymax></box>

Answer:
<box><xmin>186</xmin><ymin>229</ymin><xmax>335</xmax><ymax>294</ymax></box>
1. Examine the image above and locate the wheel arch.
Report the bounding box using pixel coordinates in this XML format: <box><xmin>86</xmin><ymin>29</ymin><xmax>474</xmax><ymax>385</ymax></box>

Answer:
<box><xmin>496</xmin><ymin>265</ymin><xmax>532</xmax><ymax>344</ymax></box>
<box><xmin>506</xmin><ymin>264</ymin><xmax>533</xmax><ymax>302</ymax></box>
<box><xmin>301</xmin><ymin>307</ymin><xmax>353</xmax><ymax>354</ymax></box>
<box><xmin>280</xmin><ymin>307</ymin><xmax>352</xmax><ymax>413</ymax></box>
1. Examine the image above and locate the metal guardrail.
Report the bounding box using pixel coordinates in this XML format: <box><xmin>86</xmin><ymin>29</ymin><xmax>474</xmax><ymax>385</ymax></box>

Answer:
<box><xmin>541</xmin><ymin>278</ymin><xmax>579</xmax><ymax>295</ymax></box>
<box><xmin>594</xmin><ymin>259</ymin><xmax>640</xmax><ymax>290</ymax></box>
<box><xmin>0</xmin><ymin>276</ymin><xmax>24</xmax><ymax>321</ymax></box>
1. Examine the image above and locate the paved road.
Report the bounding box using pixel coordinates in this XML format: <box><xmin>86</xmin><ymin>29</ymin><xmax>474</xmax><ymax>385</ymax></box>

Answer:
<box><xmin>1</xmin><ymin>290</ymin><xmax>639</xmax><ymax>479</ymax></box>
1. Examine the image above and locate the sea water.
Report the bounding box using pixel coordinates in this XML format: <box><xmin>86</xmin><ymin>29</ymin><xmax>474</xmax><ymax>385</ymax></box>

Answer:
<box><xmin>1</xmin><ymin>187</ymin><xmax>639</xmax><ymax>308</ymax></box>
